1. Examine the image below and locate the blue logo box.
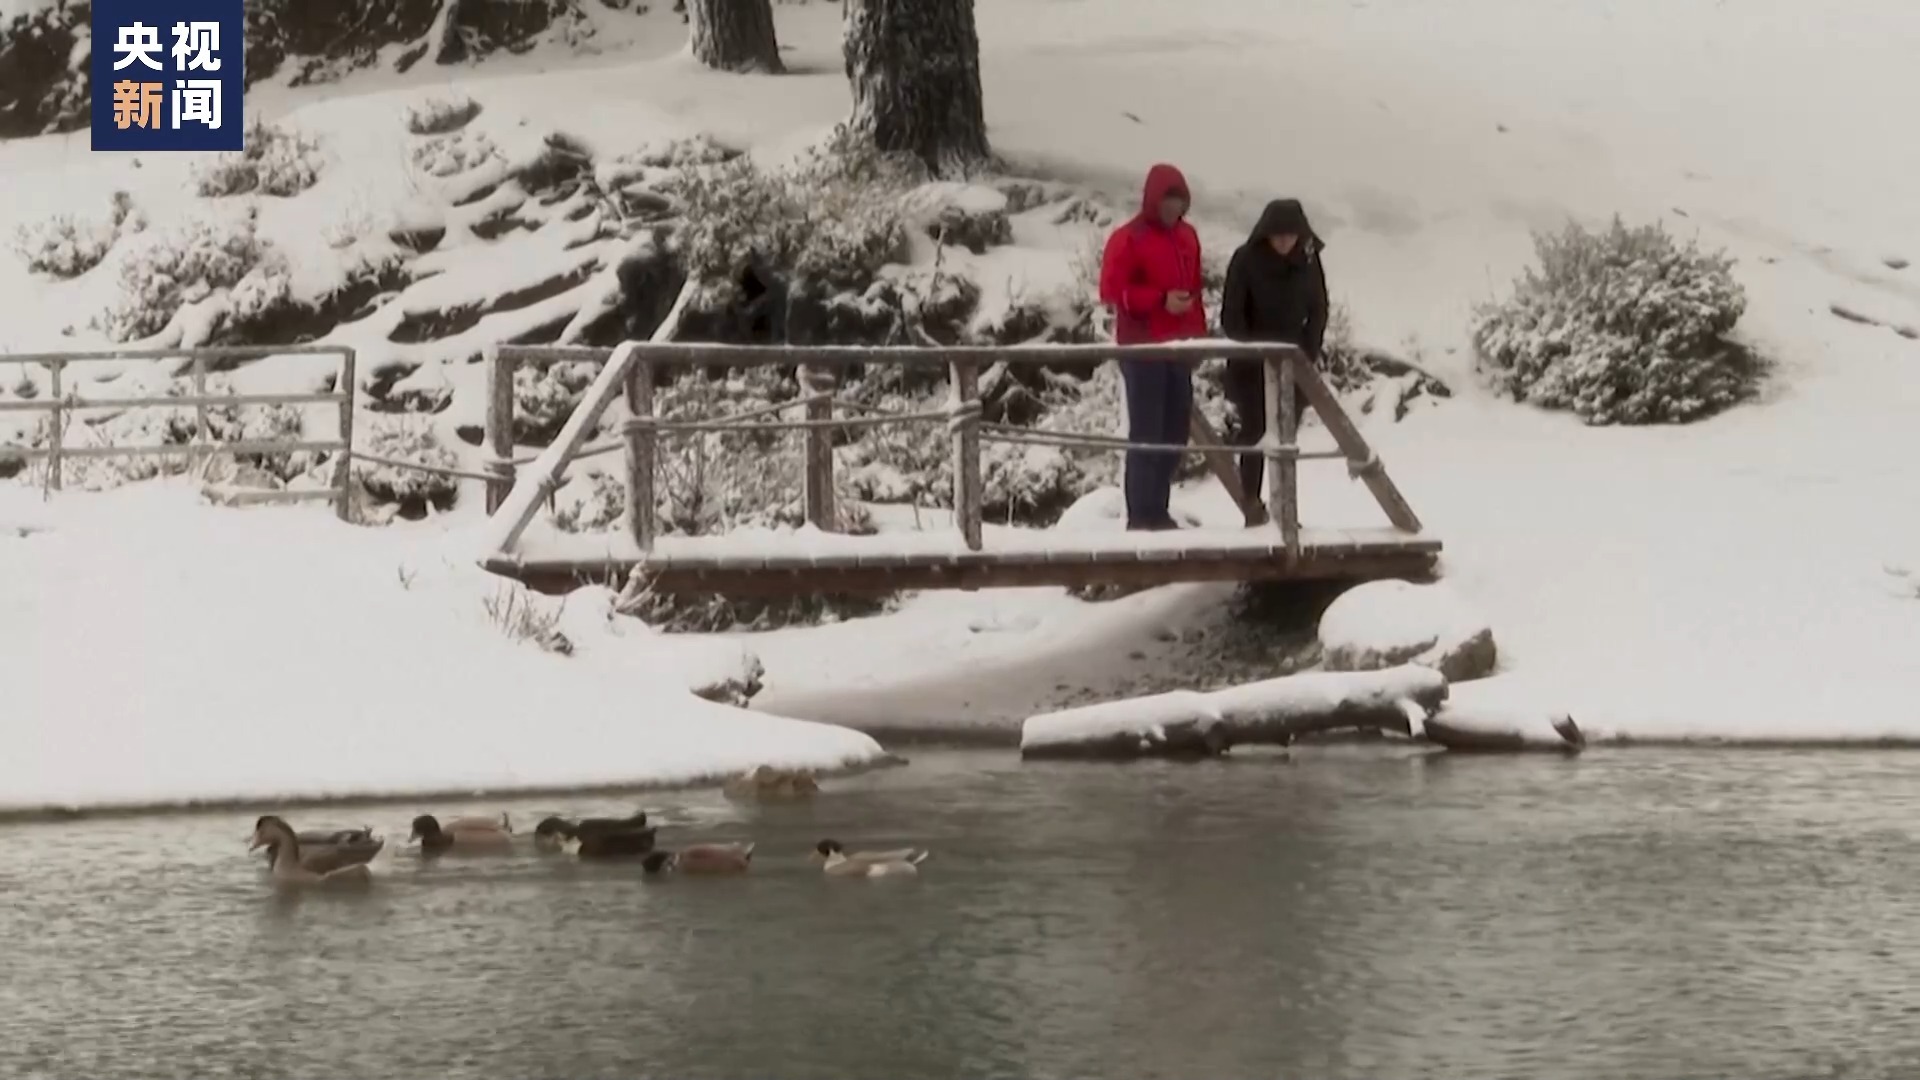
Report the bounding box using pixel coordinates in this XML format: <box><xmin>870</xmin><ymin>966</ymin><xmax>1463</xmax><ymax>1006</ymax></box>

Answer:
<box><xmin>90</xmin><ymin>0</ymin><xmax>246</xmax><ymax>152</ymax></box>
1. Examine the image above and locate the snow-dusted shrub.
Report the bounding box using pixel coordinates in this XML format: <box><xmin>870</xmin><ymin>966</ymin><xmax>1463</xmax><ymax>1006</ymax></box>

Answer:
<box><xmin>621</xmin><ymin>578</ymin><xmax>894</xmax><ymax>635</ymax></box>
<box><xmin>482</xmin><ymin>584</ymin><xmax>572</xmax><ymax>655</ymax></box>
<box><xmin>651</xmin><ymin>368</ymin><xmax>872</xmax><ymax>536</ymax></box>
<box><xmin>1472</xmin><ymin>217</ymin><xmax>1752</xmax><ymax>424</ymax></box>
<box><xmin>105</xmin><ymin>212</ymin><xmax>270</xmax><ymax>341</ymax></box>
<box><xmin>837</xmin><ymin>383</ymin><xmax>1096</xmax><ymax>526</ymax></box>
<box><xmin>27</xmin><ymin>373</ymin><xmax>309</xmax><ymax>490</ymax></box>
<box><xmin>11</xmin><ymin>191</ymin><xmax>145</xmax><ymax>278</ymax></box>
<box><xmin>404</xmin><ymin>94</ymin><xmax>482</xmax><ymax>136</ymax></box>
<box><xmin>551</xmin><ymin>470</ymin><xmax>625</xmax><ymax>533</ymax></box>
<box><xmin>191</xmin><ymin>120</ymin><xmax>325</xmax><ymax>198</ymax></box>
<box><xmin>664</xmin><ymin>126</ymin><xmax>916</xmax><ymax>289</ymax></box>
<box><xmin>512</xmin><ymin>360</ymin><xmax>597</xmax><ymax>444</ymax></box>
<box><xmin>410</xmin><ymin>130</ymin><xmax>503</xmax><ymax>178</ymax></box>
<box><xmin>351</xmin><ymin>415</ymin><xmax>460</xmax><ymax>514</ymax></box>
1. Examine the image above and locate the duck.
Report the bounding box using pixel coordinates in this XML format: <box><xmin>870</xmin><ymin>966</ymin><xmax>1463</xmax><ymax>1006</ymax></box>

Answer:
<box><xmin>251</xmin><ymin>816</ymin><xmax>384</xmax><ymax>875</ymax></box>
<box><xmin>722</xmin><ymin>766</ymin><xmax>820</xmax><ymax>802</ymax></box>
<box><xmin>533</xmin><ymin>816</ymin><xmax>658</xmax><ymax>858</ymax></box>
<box><xmin>814</xmin><ymin>839</ymin><xmax>929</xmax><ymax>878</ymax></box>
<box><xmin>640</xmin><ymin>843</ymin><xmax>755</xmax><ymax>875</ymax></box>
<box><xmin>409</xmin><ymin>814</ymin><xmax>514</xmax><ymax>855</ymax></box>
<box><xmin>249</xmin><ymin>817</ymin><xmax>374</xmax><ymax>887</ymax></box>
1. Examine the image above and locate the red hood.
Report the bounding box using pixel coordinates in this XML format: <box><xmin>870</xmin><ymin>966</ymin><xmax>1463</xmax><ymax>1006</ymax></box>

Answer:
<box><xmin>1139</xmin><ymin>163</ymin><xmax>1191</xmax><ymax>222</ymax></box>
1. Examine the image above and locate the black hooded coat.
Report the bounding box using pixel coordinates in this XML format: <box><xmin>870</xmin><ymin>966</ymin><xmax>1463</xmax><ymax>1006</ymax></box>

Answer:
<box><xmin>1218</xmin><ymin>199</ymin><xmax>1329</xmax><ymax>512</ymax></box>
<box><xmin>1220</xmin><ymin>198</ymin><xmax>1328</xmax><ymax>352</ymax></box>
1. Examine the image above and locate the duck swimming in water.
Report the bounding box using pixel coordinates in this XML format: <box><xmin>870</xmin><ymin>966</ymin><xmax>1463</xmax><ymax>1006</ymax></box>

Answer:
<box><xmin>640</xmin><ymin>843</ymin><xmax>755</xmax><ymax>875</ymax></box>
<box><xmin>533</xmin><ymin>816</ymin><xmax>657</xmax><ymax>858</ymax></box>
<box><xmin>814</xmin><ymin>839</ymin><xmax>928</xmax><ymax>878</ymax></box>
<box><xmin>249</xmin><ymin>817</ymin><xmax>374</xmax><ymax>888</ymax></box>
<box><xmin>409</xmin><ymin>814</ymin><xmax>513</xmax><ymax>855</ymax></box>
<box><xmin>250</xmin><ymin>816</ymin><xmax>383</xmax><ymax>875</ymax></box>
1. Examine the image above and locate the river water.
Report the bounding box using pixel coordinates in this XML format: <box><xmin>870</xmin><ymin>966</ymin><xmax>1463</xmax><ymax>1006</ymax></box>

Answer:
<box><xmin>4</xmin><ymin>747</ymin><xmax>1920</xmax><ymax>1079</ymax></box>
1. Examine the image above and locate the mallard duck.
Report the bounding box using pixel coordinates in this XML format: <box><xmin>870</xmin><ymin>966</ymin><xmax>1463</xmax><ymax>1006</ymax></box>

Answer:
<box><xmin>410</xmin><ymin>814</ymin><xmax>513</xmax><ymax>855</ymax></box>
<box><xmin>533</xmin><ymin>816</ymin><xmax>657</xmax><ymax>858</ymax></box>
<box><xmin>815</xmin><ymin>839</ymin><xmax>928</xmax><ymax>878</ymax></box>
<box><xmin>249</xmin><ymin>817</ymin><xmax>374</xmax><ymax>887</ymax></box>
<box><xmin>722</xmin><ymin>766</ymin><xmax>820</xmax><ymax>802</ymax></box>
<box><xmin>251</xmin><ymin>815</ymin><xmax>384</xmax><ymax>875</ymax></box>
<box><xmin>640</xmin><ymin>843</ymin><xmax>754</xmax><ymax>875</ymax></box>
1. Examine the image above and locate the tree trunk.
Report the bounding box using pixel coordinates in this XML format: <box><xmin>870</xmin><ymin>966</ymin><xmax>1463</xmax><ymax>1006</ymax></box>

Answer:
<box><xmin>843</xmin><ymin>0</ymin><xmax>990</xmax><ymax>177</ymax></box>
<box><xmin>688</xmin><ymin>0</ymin><xmax>784</xmax><ymax>74</ymax></box>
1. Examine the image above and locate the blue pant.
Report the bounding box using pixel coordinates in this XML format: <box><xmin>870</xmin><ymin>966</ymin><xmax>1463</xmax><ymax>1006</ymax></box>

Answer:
<box><xmin>1119</xmin><ymin>359</ymin><xmax>1193</xmax><ymax>527</ymax></box>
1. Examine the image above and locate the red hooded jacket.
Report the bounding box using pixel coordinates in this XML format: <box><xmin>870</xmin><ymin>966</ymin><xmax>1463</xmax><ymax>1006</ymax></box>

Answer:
<box><xmin>1098</xmin><ymin>163</ymin><xmax>1207</xmax><ymax>346</ymax></box>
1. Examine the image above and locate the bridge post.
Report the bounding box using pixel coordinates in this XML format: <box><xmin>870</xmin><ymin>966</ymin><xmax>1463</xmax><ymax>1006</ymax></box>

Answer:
<box><xmin>949</xmin><ymin>359</ymin><xmax>983</xmax><ymax>551</ymax></box>
<box><xmin>332</xmin><ymin>348</ymin><xmax>357</xmax><ymax>521</ymax></box>
<box><xmin>1264</xmin><ymin>351</ymin><xmax>1301</xmax><ymax>561</ymax></box>
<box><xmin>45</xmin><ymin>358</ymin><xmax>63</xmax><ymax>492</ymax></box>
<box><xmin>799</xmin><ymin>364</ymin><xmax>837</xmax><ymax>531</ymax></box>
<box><xmin>483</xmin><ymin>346</ymin><xmax>517</xmax><ymax>514</ymax></box>
<box><xmin>623</xmin><ymin>352</ymin><xmax>657</xmax><ymax>551</ymax></box>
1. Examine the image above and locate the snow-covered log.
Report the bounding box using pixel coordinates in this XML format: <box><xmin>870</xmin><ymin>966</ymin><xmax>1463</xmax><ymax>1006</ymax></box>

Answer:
<box><xmin>1019</xmin><ymin>666</ymin><xmax>1449</xmax><ymax>761</ymax></box>
<box><xmin>1423</xmin><ymin>706</ymin><xmax>1586</xmax><ymax>754</ymax></box>
<box><xmin>688</xmin><ymin>0</ymin><xmax>784</xmax><ymax>74</ymax></box>
<box><xmin>843</xmin><ymin>0</ymin><xmax>991</xmax><ymax>177</ymax></box>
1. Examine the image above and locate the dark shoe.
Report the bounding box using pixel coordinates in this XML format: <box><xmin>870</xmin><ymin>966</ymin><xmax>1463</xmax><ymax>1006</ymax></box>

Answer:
<box><xmin>1243</xmin><ymin>501</ymin><xmax>1270</xmax><ymax>528</ymax></box>
<box><xmin>1146</xmin><ymin>517</ymin><xmax>1182</xmax><ymax>532</ymax></box>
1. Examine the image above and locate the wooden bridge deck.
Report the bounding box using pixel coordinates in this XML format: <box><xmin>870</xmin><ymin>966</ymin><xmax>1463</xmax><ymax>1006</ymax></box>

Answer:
<box><xmin>485</xmin><ymin>525</ymin><xmax>1441</xmax><ymax>595</ymax></box>
<box><xmin>475</xmin><ymin>327</ymin><xmax>1446</xmax><ymax>601</ymax></box>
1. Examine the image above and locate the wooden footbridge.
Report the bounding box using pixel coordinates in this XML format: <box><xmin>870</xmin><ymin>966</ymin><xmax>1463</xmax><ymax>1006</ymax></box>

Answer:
<box><xmin>476</xmin><ymin>289</ymin><xmax>1439</xmax><ymax>597</ymax></box>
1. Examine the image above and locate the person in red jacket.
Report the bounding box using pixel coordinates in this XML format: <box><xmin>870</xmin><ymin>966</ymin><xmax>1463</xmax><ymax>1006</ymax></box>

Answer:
<box><xmin>1098</xmin><ymin>163</ymin><xmax>1207</xmax><ymax>531</ymax></box>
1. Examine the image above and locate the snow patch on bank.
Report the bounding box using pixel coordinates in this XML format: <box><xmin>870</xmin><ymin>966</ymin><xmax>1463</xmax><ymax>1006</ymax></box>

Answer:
<box><xmin>0</xmin><ymin>486</ymin><xmax>882</xmax><ymax>811</ymax></box>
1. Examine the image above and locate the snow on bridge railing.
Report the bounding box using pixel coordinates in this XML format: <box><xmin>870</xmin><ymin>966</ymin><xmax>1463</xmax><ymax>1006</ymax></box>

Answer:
<box><xmin>0</xmin><ymin>344</ymin><xmax>358</xmax><ymax>519</ymax></box>
<box><xmin>482</xmin><ymin>302</ymin><xmax>1425</xmax><ymax>579</ymax></box>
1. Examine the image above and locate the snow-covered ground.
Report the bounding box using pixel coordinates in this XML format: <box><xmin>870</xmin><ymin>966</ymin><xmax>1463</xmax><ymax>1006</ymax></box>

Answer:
<box><xmin>5</xmin><ymin>0</ymin><xmax>1920</xmax><ymax>797</ymax></box>
<box><xmin>0</xmin><ymin>485</ymin><xmax>883</xmax><ymax>812</ymax></box>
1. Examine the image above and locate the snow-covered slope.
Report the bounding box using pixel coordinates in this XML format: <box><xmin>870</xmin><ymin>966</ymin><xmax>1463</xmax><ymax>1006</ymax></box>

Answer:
<box><xmin>0</xmin><ymin>484</ymin><xmax>884</xmax><ymax>812</ymax></box>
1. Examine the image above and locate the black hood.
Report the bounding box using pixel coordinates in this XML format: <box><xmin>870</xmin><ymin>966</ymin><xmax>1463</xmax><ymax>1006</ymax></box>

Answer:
<box><xmin>1247</xmin><ymin>199</ymin><xmax>1323</xmax><ymax>251</ymax></box>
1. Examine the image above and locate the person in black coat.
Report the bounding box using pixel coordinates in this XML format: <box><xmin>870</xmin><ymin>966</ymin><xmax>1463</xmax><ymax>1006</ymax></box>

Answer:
<box><xmin>1219</xmin><ymin>198</ymin><xmax>1329</xmax><ymax>526</ymax></box>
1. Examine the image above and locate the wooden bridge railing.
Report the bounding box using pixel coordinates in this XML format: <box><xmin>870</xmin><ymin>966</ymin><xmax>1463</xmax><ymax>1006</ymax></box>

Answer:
<box><xmin>477</xmin><ymin>297</ymin><xmax>1424</xmax><ymax>576</ymax></box>
<box><xmin>0</xmin><ymin>344</ymin><xmax>357</xmax><ymax>519</ymax></box>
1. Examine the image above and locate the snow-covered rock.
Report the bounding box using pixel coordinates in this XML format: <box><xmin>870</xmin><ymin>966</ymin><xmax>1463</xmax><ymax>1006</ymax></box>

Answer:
<box><xmin>1318</xmin><ymin>579</ymin><xmax>1497</xmax><ymax>682</ymax></box>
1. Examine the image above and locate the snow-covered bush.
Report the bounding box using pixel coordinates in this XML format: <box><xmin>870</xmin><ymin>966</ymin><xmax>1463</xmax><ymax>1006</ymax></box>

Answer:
<box><xmin>512</xmin><ymin>360</ymin><xmax>597</xmax><ymax>444</ymax></box>
<box><xmin>351</xmin><ymin>415</ymin><xmax>460</xmax><ymax>515</ymax></box>
<box><xmin>23</xmin><ymin>373</ymin><xmax>309</xmax><ymax>490</ymax></box>
<box><xmin>404</xmin><ymin>94</ymin><xmax>482</xmax><ymax>136</ymax></box>
<box><xmin>105</xmin><ymin>212</ymin><xmax>271</xmax><ymax>341</ymax></box>
<box><xmin>410</xmin><ymin>130</ymin><xmax>503</xmax><ymax>178</ymax></box>
<box><xmin>11</xmin><ymin>192</ymin><xmax>145</xmax><ymax>278</ymax></box>
<box><xmin>838</xmin><ymin>381</ymin><xmax>1098</xmax><ymax>527</ymax></box>
<box><xmin>652</xmin><ymin>369</ymin><xmax>872</xmax><ymax>536</ymax></box>
<box><xmin>1472</xmin><ymin>217</ymin><xmax>1752</xmax><ymax>424</ymax></box>
<box><xmin>191</xmin><ymin>120</ymin><xmax>325</xmax><ymax>198</ymax></box>
<box><xmin>665</xmin><ymin>126</ymin><xmax>916</xmax><ymax>289</ymax></box>
<box><xmin>621</xmin><ymin>578</ymin><xmax>894</xmax><ymax>635</ymax></box>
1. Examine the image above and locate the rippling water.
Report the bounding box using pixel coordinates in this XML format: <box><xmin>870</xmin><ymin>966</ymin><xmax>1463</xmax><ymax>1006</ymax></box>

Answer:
<box><xmin>6</xmin><ymin>748</ymin><xmax>1920</xmax><ymax>1079</ymax></box>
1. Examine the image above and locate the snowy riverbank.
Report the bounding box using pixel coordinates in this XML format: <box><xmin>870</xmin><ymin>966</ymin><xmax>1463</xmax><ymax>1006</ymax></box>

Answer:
<box><xmin>0</xmin><ymin>485</ymin><xmax>885</xmax><ymax>812</ymax></box>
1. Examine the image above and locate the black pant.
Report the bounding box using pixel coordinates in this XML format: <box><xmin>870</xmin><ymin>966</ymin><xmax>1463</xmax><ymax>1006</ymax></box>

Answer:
<box><xmin>1224</xmin><ymin>357</ymin><xmax>1310</xmax><ymax>503</ymax></box>
<box><xmin>1119</xmin><ymin>359</ymin><xmax>1193</xmax><ymax>527</ymax></box>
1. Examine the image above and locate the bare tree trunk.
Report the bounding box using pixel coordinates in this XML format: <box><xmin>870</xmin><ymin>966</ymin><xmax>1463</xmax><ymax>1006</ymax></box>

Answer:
<box><xmin>843</xmin><ymin>0</ymin><xmax>990</xmax><ymax>177</ymax></box>
<box><xmin>688</xmin><ymin>0</ymin><xmax>784</xmax><ymax>73</ymax></box>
